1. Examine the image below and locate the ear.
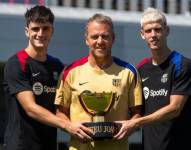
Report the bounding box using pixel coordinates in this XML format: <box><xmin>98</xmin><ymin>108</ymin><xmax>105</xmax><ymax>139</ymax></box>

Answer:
<box><xmin>140</xmin><ymin>30</ymin><xmax>145</xmax><ymax>40</ymax></box>
<box><xmin>141</xmin><ymin>36</ymin><xmax>145</xmax><ymax>40</ymax></box>
<box><xmin>25</xmin><ymin>27</ymin><xmax>29</xmax><ymax>37</ymax></box>
<box><xmin>85</xmin><ymin>38</ymin><xmax>89</xmax><ymax>46</ymax></box>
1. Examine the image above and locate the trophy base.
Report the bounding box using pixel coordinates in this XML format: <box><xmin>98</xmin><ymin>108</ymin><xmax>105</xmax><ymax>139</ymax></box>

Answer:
<box><xmin>83</xmin><ymin>122</ymin><xmax>121</xmax><ymax>140</ymax></box>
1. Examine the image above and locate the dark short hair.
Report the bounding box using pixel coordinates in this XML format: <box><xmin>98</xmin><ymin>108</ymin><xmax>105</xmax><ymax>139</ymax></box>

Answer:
<box><xmin>85</xmin><ymin>13</ymin><xmax>114</xmax><ymax>37</ymax></box>
<box><xmin>25</xmin><ymin>5</ymin><xmax>54</xmax><ymax>27</ymax></box>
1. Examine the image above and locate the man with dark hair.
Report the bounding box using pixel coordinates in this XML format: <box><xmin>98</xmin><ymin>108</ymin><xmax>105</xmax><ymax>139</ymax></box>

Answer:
<box><xmin>3</xmin><ymin>5</ymin><xmax>65</xmax><ymax>150</ymax></box>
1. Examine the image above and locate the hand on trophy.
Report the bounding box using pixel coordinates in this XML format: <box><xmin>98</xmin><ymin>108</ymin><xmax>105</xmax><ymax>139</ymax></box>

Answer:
<box><xmin>79</xmin><ymin>91</ymin><xmax>121</xmax><ymax>140</ymax></box>
<box><xmin>54</xmin><ymin>13</ymin><xmax>143</xmax><ymax>149</ymax></box>
<box><xmin>65</xmin><ymin>121</ymin><xmax>93</xmax><ymax>143</ymax></box>
<box><xmin>113</xmin><ymin>120</ymin><xmax>139</xmax><ymax>140</ymax></box>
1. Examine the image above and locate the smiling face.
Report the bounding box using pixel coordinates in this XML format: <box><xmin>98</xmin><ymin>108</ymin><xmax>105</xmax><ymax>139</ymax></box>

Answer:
<box><xmin>85</xmin><ymin>21</ymin><xmax>115</xmax><ymax>60</ymax></box>
<box><xmin>24</xmin><ymin>5</ymin><xmax>54</xmax><ymax>52</ymax></box>
<box><xmin>140</xmin><ymin>20</ymin><xmax>169</xmax><ymax>51</ymax></box>
<box><xmin>25</xmin><ymin>22</ymin><xmax>54</xmax><ymax>50</ymax></box>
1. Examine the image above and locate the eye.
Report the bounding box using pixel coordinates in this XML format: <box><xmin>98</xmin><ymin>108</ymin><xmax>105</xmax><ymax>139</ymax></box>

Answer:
<box><xmin>31</xmin><ymin>27</ymin><xmax>40</xmax><ymax>32</ymax></box>
<box><xmin>102</xmin><ymin>34</ymin><xmax>111</xmax><ymax>40</ymax></box>
<box><xmin>42</xmin><ymin>26</ymin><xmax>51</xmax><ymax>32</ymax></box>
<box><xmin>90</xmin><ymin>35</ymin><xmax>99</xmax><ymax>40</ymax></box>
<box><xmin>155</xmin><ymin>27</ymin><xmax>162</xmax><ymax>33</ymax></box>
<box><xmin>30</xmin><ymin>26</ymin><xmax>52</xmax><ymax>32</ymax></box>
<box><xmin>89</xmin><ymin>33</ymin><xmax>112</xmax><ymax>41</ymax></box>
<box><xmin>144</xmin><ymin>29</ymin><xmax>152</xmax><ymax>33</ymax></box>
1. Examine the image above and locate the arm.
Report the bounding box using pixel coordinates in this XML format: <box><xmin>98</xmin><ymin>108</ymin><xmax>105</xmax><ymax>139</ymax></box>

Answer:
<box><xmin>113</xmin><ymin>94</ymin><xmax>186</xmax><ymax>140</ymax></box>
<box><xmin>136</xmin><ymin>56</ymin><xmax>191</xmax><ymax>125</ymax></box>
<box><xmin>16</xmin><ymin>91</ymin><xmax>66</xmax><ymax>129</ymax></box>
<box><xmin>56</xmin><ymin>105</ymin><xmax>93</xmax><ymax>143</ymax></box>
<box><xmin>54</xmin><ymin>68</ymin><xmax>93</xmax><ymax>142</ymax></box>
<box><xmin>114</xmin><ymin>105</ymin><xmax>142</xmax><ymax>140</ymax></box>
<box><xmin>134</xmin><ymin>95</ymin><xmax>187</xmax><ymax>126</ymax></box>
<box><xmin>114</xmin><ymin>68</ymin><xmax>143</xmax><ymax>140</ymax></box>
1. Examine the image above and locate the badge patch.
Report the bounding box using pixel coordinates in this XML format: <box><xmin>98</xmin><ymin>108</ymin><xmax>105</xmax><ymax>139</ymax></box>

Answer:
<box><xmin>161</xmin><ymin>73</ymin><xmax>168</xmax><ymax>83</ymax></box>
<box><xmin>53</xmin><ymin>71</ymin><xmax>59</xmax><ymax>80</ymax></box>
<box><xmin>112</xmin><ymin>79</ymin><xmax>121</xmax><ymax>87</ymax></box>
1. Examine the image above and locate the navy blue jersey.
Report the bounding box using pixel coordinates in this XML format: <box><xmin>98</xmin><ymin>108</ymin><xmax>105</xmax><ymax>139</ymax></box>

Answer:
<box><xmin>3</xmin><ymin>50</ymin><xmax>64</xmax><ymax>150</ymax></box>
<box><xmin>137</xmin><ymin>51</ymin><xmax>191</xmax><ymax>150</ymax></box>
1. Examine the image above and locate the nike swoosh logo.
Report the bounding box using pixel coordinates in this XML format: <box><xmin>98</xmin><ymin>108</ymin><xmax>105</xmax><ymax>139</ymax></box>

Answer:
<box><xmin>142</xmin><ymin>77</ymin><xmax>149</xmax><ymax>82</ymax></box>
<box><xmin>32</xmin><ymin>72</ymin><xmax>40</xmax><ymax>77</ymax></box>
<box><xmin>79</xmin><ymin>82</ymin><xmax>88</xmax><ymax>86</ymax></box>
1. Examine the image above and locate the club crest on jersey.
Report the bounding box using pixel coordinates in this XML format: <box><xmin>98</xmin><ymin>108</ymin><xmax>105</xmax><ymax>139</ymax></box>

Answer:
<box><xmin>53</xmin><ymin>71</ymin><xmax>59</xmax><ymax>80</ymax></box>
<box><xmin>161</xmin><ymin>73</ymin><xmax>168</xmax><ymax>83</ymax></box>
<box><xmin>112</xmin><ymin>79</ymin><xmax>121</xmax><ymax>87</ymax></box>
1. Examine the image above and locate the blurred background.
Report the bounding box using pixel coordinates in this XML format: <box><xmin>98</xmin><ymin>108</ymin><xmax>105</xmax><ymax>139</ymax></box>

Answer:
<box><xmin>0</xmin><ymin>0</ymin><xmax>191</xmax><ymax>150</ymax></box>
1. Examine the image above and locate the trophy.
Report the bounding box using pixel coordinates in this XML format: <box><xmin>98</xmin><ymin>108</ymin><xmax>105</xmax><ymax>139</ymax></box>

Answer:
<box><xmin>79</xmin><ymin>90</ymin><xmax>121</xmax><ymax>140</ymax></box>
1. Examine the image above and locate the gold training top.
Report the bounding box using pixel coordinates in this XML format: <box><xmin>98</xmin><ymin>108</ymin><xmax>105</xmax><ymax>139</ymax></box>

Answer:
<box><xmin>55</xmin><ymin>56</ymin><xmax>142</xmax><ymax>150</ymax></box>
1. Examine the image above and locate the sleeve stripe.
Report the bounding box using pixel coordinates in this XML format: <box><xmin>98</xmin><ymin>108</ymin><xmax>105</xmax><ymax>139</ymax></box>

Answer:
<box><xmin>170</xmin><ymin>51</ymin><xmax>182</xmax><ymax>78</ymax></box>
<box><xmin>63</xmin><ymin>56</ymin><xmax>88</xmax><ymax>81</ymax></box>
<box><xmin>136</xmin><ymin>57</ymin><xmax>152</xmax><ymax>69</ymax></box>
<box><xmin>113</xmin><ymin>56</ymin><xmax>138</xmax><ymax>84</ymax></box>
<box><xmin>16</xmin><ymin>49</ymin><xmax>29</xmax><ymax>73</ymax></box>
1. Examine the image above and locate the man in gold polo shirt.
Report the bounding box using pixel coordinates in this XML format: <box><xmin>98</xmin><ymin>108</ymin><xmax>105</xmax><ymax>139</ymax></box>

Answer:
<box><xmin>55</xmin><ymin>13</ymin><xmax>142</xmax><ymax>150</ymax></box>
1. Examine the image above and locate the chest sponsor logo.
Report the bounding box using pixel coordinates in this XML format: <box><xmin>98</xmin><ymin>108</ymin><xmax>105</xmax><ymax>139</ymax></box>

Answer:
<box><xmin>32</xmin><ymin>82</ymin><xmax>56</xmax><ymax>95</ymax></box>
<box><xmin>33</xmin><ymin>82</ymin><xmax>43</xmax><ymax>95</ymax></box>
<box><xmin>143</xmin><ymin>87</ymin><xmax>168</xmax><ymax>100</ymax></box>
<box><xmin>143</xmin><ymin>87</ymin><xmax>149</xmax><ymax>99</ymax></box>
<box><xmin>112</xmin><ymin>79</ymin><xmax>121</xmax><ymax>87</ymax></box>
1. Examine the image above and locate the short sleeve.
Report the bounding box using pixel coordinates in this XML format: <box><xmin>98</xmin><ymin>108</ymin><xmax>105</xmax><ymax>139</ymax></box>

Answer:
<box><xmin>54</xmin><ymin>71</ymin><xmax>72</xmax><ymax>108</ymax></box>
<box><xmin>171</xmin><ymin>59</ymin><xmax>191</xmax><ymax>95</ymax></box>
<box><xmin>128</xmin><ymin>70</ymin><xmax>143</xmax><ymax>107</ymax></box>
<box><xmin>4</xmin><ymin>58</ymin><xmax>32</xmax><ymax>95</ymax></box>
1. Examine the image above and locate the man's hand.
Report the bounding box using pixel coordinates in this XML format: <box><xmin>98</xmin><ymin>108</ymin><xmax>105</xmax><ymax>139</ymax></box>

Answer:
<box><xmin>65</xmin><ymin>121</ymin><xmax>93</xmax><ymax>143</ymax></box>
<box><xmin>113</xmin><ymin>120</ymin><xmax>138</xmax><ymax>140</ymax></box>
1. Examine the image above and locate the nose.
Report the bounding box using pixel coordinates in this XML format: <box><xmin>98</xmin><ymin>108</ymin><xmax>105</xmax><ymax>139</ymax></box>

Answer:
<box><xmin>151</xmin><ymin>29</ymin><xmax>157</xmax><ymax>37</ymax></box>
<box><xmin>97</xmin><ymin>36</ymin><xmax>103</xmax><ymax>44</ymax></box>
<box><xmin>37</xmin><ymin>28</ymin><xmax>44</xmax><ymax>36</ymax></box>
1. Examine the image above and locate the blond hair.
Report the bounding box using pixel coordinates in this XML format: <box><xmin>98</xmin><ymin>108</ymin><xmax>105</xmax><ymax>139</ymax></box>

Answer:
<box><xmin>140</xmin><ymin>7</ymin><xmax>167</xmax><ymax>27</ymax></box>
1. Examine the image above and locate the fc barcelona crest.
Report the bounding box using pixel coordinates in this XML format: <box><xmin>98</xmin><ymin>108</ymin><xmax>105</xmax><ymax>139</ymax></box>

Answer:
<box><xmin>53</xmin><ymin>71</ymin><xmax>59</xmax><ymax>80</ymax></box>
<box><xmin>112</xmin><ymin>79</ymin><xmax>121</xmax><ymax>87</ymax></box>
